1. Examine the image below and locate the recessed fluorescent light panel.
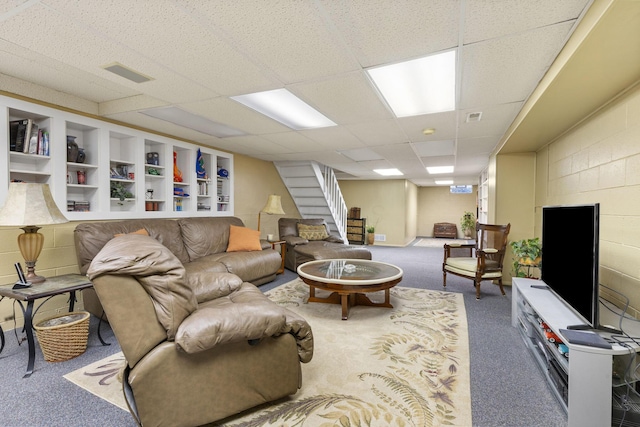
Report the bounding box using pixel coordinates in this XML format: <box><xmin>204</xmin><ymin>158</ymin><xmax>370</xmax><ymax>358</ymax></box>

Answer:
<box><xmin>374</xmin><ymin>168</ymin><xmax>403</xmax><ymax>176</ymax></box>
<box><xmin>231</xmin><ymin>88</ymin><xmax>336</xmax><ymax>130</ymax></box>
<box><xmin>141</xmin><ymin>106</ymin><xmax>245</xmax><ymax>138</ymax></box>
<box><xmin>435</xmin><ymin>180</ymin><xmax>454</xmax><ymax>185</ymax></box>
<box><xmin>426</xmin><ymin>166</ymin><xmax>454</xmax><ymax>174</ymax></box>
<box><xmin>367</xmin><ymin>50</ymin><xmax>456</xmax><ymax>117</ymax></box>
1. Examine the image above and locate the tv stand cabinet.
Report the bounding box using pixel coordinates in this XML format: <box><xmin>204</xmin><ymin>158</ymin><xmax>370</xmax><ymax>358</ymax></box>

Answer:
<box><xmin>512</xmin><ymin>278</ymin><xmax>640</xmax><ymax>427</ymax></box>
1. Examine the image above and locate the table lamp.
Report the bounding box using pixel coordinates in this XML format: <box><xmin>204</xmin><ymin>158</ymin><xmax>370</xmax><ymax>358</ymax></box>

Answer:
<box><xmin>0</xmin><ymin>183</ymin><xmax>68</xmax><ymax>284</ymax></box>
<box><xmin>257</xmin><ymin>194</ymin><xmax>285</xmax><ymax>231</ymax></box>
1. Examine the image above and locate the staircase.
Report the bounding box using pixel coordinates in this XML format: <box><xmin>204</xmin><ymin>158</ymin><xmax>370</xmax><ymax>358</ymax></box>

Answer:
<box><xmin>274</xmin><ymin>161</ymin><xmax>348</xmax><ymax>242</ymax></box>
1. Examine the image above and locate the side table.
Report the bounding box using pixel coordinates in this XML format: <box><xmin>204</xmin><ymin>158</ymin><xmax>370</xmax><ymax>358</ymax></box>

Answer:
<box><xmin>269</xmin><ymin>240</ymin><xmax>286</xmax><ymax>274</ymax></box>
<box><xmin>0</xmin><ymin>273</ymin><xmax>108</xmax><ymax>377</ymax></box>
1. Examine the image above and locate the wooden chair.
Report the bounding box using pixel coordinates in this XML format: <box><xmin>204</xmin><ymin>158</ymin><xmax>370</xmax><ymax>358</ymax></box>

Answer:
<box><xmin>442</xmin><ymin>223</ymin><xmax>511</xmax><ymax>299</ymax></box>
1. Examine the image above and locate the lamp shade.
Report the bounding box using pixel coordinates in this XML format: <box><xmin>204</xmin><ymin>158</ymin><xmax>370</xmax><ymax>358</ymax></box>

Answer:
<box><xmin>261</xmin><ymin>194</ymin><xmax>285</xmax><ymax>215</ymax></box>
<box><xmin>0</xmin><ymin>183</ymin><xmax>68</xmax><ymax>226</ymax></box>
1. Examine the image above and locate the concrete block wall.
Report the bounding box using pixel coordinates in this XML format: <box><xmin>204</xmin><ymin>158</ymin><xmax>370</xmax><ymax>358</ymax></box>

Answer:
<box><xmin>0</xmin><ymin>223</ymin><xmax>82</xmax><ymax>332</ymax></box>
<box><xmin>537</xmin><ymin>83</ymin><xmax>640</xmax><ymax>317</ymax></box>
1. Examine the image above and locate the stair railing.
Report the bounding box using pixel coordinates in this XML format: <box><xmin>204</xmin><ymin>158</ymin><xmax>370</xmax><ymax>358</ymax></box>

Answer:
<box><xmin>320</xmin><ymin>164</ymin><xmax>347</xmax><ymax>242</ymax></box>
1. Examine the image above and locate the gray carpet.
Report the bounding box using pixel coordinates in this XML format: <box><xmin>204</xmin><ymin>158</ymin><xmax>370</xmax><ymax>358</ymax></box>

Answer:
<box><xmin>0</xmin><ymin>243</ymin><xmax>566</xmax><ymax>426</ymax></box>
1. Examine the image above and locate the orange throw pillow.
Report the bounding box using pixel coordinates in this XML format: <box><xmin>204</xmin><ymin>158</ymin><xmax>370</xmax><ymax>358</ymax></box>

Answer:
<box><xmin>226</xmin><ymin>225</ymin><xmax>262</xmax><ymax>252</ymax></box>
<box><xmin>114</xmin><ymin>228</ymin><xmax>149</xmax><ymax>238</ymax></box>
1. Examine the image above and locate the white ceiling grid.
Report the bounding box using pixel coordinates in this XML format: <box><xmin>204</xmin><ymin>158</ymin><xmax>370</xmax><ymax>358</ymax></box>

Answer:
<box><xmin>0</xmin><ymin>0</ymin><xmax>592</xmax><ymax>186</ymax></box>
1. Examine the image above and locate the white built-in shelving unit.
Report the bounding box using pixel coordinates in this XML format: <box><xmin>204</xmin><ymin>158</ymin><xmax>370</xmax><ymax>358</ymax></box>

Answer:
<box><xmin>0</xmin><ymin>95</ymin><xmax>234</xmax><ymax>219</ymax></box>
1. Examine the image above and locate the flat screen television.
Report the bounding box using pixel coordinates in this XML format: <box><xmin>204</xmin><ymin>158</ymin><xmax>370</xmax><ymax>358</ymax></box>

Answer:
<box><xmin>541</xmin><ymin>203</ymin><xmax>600</xmax><ymax>330</ymax></box>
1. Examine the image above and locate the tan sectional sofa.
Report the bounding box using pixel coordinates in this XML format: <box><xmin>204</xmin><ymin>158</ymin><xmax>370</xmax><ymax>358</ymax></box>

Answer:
<box><xmin>75</xmin><ymin>216</ymin><xmax>282</xmax><ymax>318</ymax></box>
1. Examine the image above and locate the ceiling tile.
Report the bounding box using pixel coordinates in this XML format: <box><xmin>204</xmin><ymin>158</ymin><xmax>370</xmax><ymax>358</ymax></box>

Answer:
<box><xmin>413</xmin><ymin>140</ymin><xmax>455</xmax><ymax>157</ymax></box>
<box><xmin>320</xmin><ymin>0</ymin><xmax>459</xmax><ymax>67</ymax></box>
<box><xmin>346</xmin><ymin>119</ymin><xmax>407</xmax><ymax>145</ymax></box>
<box><xmin>290</xmin><ymin>72</ymin><xmax>392</xmax><ymax>125</ymax></box>
<box><xmin>464</xmin><ymin>0</ymin><xmax>589</xmax><ymax>43</ymax></box>
<box><xmin>459</xmin><ymin>21</ymin><xmax>576</xmax><ymax>109</ymax></box>
<box><xmin>182</xmin><ymin>0</ymin><xmax>359</xmax><ymax>83</ymax></box>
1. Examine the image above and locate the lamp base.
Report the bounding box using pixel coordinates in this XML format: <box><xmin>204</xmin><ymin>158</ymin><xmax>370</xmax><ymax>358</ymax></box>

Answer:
<box><xmin>18</xmin><ymin>226</ymin><xmax>46</xmax><ymax>285</ymax></box>
<box><xmin>24</xmin><ymin>270</ymin><xmax>45</xmax><ymax>284</ymax></box>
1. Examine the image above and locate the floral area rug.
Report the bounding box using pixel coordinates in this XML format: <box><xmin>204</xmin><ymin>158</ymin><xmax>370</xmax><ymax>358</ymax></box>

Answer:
<box><xmin>65</xmin><ymin>279</ymin><xmax>471</xmax><ymax>426</ymax></box>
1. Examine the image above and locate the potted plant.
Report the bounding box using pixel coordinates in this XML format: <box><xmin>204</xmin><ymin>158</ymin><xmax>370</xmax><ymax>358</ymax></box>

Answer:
<box><xmin>366</xmin><ymin>226</ymin><xmax>375</xmax><ymax>245</ymax></box>
<box><xmin>510</xmin><ymin>237</ymin><xmax>542</xmax><ymax>278</ymax></box>
<box><xmin>460</xmin><ymin>211</ymin><xmax>476</xmax><ymax>239</ymax></box>
<box><xmin>110</xmin><ymin>182</ymin><xmax>134</xmax><ymax>204</ymax></box>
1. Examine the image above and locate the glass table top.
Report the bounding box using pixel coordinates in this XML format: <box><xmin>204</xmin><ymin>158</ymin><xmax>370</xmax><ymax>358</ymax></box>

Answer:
<box><xmin>298</xmin><ymin>259</ymin><xmax>403</xmax><ymax>285</ymax></box>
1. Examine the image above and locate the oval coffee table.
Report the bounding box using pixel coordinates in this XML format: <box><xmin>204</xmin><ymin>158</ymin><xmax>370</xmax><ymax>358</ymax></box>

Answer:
<box><xmin>297</xmin><ymin>259</ymin><xmax>403</xmax><ymax>320</ymax></box>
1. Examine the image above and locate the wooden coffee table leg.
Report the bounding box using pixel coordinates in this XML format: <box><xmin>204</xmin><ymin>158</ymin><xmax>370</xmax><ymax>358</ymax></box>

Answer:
<box><xmin>342</xmin><ymin>294</ymin><xmax>349</xmax><ymax>320</ymax></box>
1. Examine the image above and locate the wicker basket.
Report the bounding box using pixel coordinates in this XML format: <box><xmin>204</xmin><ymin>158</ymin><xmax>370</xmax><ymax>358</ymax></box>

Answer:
<box><xmin>34</xmin><ymin>311</ymin><xmax>90</xmax><ymax>362</ymax></box>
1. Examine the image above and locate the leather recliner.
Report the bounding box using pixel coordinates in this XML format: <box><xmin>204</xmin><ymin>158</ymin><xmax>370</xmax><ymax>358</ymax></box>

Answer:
<box><xmin>88</xmin><ymin>234</ymin><xmax>313</xmax><ymax>427</ymax></box>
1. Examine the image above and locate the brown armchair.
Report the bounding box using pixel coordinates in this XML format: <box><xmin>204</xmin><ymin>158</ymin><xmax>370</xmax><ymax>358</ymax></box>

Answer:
<box><xmin>442</xmin><ymin>223</ymin><xmax>511</xmax><ymax>299</ymax></box>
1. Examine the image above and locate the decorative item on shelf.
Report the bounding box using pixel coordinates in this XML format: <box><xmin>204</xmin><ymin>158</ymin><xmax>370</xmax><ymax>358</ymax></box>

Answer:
<box><xmin>73</xmin><ymin>201</ymin><xmax>90</xmax><ymax>212</ymax></box>
<box><xmin>76</xmin><ymin>170</ymin><xmax>86</xmax><ymax>185</ymax></box>
<box><xmin>510</xmin><ymin>237</ymin><xmax>542</xmax><ymax>278</ymax></box>
<box><xmin>146</xmin><ymin>189</ymin><xmax>154</xmax><ymax>200</ymax></box>
<box><xmin>460</xmin><ymin>211</ymin><xmax>476</xmax><ymax>239</ymax></box>
<box><xmin>146</xmin><ymin>152</ymin><xmax>159</xmax><ymax>165</ymax></box>
<box><xmin>218</xmin><ymin>167</ymin><xmax>229</xmax><ymax>178</ymax></box>
<box><xmin>349</xmin><ymin>207</ymin><xmax>361</xmax><ymax>219</ymax></box>
<box><xmin>110</xmin><ymin>164</ymin><xmax>128</xmax><ymax>179</ymax></box>
<box><xmin>173</xmin><ymin>151</ymin><xmax>183</xmax><ymax>182</ymax></box>
<box><xmin>196</xmin><ymin>148</ymin><xmax>207</xmax><ymax>179</ymax></box>
<box><xmin>66</xmin><ymin>136</ymin><xmax>78</xmax><ymax>162</ymax></box>
<box><xmin>257</xmin><ymin>194</ymin><xmax>285</xmax><ymax>232</ymax></box>
<box><xmin>110</xmin><ymin>182</ymin><xmax>133</xmax><ymax>203</ymax></box>
<box><xmin>366</xmin><ymin>226</ymin><xmax>375</xmax><ymax>245</ymax></box>
<box><xmin>147</xmin><ymin>167</ymin><xmax>161</xmax><ymax>176</ymax></box>
<box><xmin>76</xmin><ymin>148</ymin><xmax>86</xmax><ymax>163</ymax></box>
<box><xmin>0</xmin><ymin>183</ymin><xmax>69</xmax><ymax>284</ymax></box>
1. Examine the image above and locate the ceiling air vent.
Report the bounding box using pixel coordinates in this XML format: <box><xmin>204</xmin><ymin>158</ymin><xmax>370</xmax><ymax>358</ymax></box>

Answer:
<box><xmin>102</xmin><ymin>62</ymin><xmax>153</xmax><ymax>83</ymax></box>
<box><xmin>466</xmin><ymin>112</ymin><xmax>482</xmax><ymax>122</ymax></box>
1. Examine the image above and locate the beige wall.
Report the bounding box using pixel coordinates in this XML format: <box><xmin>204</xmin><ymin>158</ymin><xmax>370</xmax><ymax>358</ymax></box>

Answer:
<box><xmin>339</xmin><ymin>179</ymin><xmax>415</xmax><ymax>246</ymax></box>
<box><xmin>416</xmin><ymin>185</ymin><xmax>477</xmax><ymax>238</ymax></box>
<box><xmin>232</xmin><ymin>154</ymin><xmax>298</xmax><ymax>238</ymax></box>
<box><xmin>405</xmin><ymin>180</ymin><xmax>418</xmax><ymax>240</ymax></box>
<box><xmin>0</xmin><ymin>155</ymin><xmax>296</xmax><ymax>331</ymax></box>
<box><xmin>535</xmin><ymin>83</ymin><xmax>640</xmax><ymax>316</ymax></box>
<box><xmin>495</xmin><ymin>153</ymin><xmax>537</xmax><ymax>283</ymax></box>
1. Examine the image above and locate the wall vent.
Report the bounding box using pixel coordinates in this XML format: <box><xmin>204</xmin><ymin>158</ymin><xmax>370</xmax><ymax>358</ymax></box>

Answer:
<box><xmin>466</xmin><ymin>112</ymin><xmax>482</xmax><ymax>122</ymax></box>
<box><xmin>374</xmin><ymin>234</ymin><xmax>386</xmax><ymax>242</ymax></box>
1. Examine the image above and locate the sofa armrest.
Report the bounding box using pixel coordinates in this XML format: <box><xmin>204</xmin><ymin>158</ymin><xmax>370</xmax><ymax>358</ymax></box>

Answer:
<box><xmin>260</xmin><ymin>239</ymin><xmax>272</xmax><ymax>250</ymax></box>
<box><xmin>176</xmin><ymin>299</ymin><xmax>286</xmax><ymax>353</ymax></box>
<box><xmin>324</xmin><ymin>235</ymin><xmax>344</xmax><ymax>244</ymax></box>
<box><xmin>278</xmin><ymin>308</ymin><xmax>314</xmax><ymax>363</ymax></box>
<box><xmin>283</xmin><ymin>236</ymin><xmax>309</xmax><ymax>246</ymax></box>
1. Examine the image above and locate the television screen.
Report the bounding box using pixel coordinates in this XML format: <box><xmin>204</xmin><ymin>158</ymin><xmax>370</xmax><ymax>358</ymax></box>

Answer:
<box><xmin>541</xmin><ymin>203</ymin><xmax>600</xmax><ymax>329</ymax></box>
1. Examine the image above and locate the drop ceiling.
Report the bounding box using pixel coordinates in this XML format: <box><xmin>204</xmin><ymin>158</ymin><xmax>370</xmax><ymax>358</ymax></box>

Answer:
<box><xmin>0</xmin><ymin>0</ymin><xmax>596</xmax><ymax>185</ymax></box>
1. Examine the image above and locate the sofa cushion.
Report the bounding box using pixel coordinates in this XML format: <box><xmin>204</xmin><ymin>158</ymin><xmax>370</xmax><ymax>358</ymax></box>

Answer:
<box><xmin>183</xmin><ymin>261</ymin><xmax>243</xmax><ymax>303</ymax></box>
<box><xmin>297</xmin><ymin>223</ymin><xmax>329</xmax><ymax>241</ymax></box>
<box><xmin>201</xmin><ymin>250</ymin><xmax>282</xmax><ymax>283</ymax></box>
<box><xmin>179</xmin><ymin>217</ymin><xmax>245</xmax><ymax>261</ymax></box>
<box><xmin>88</xmin><ymin>234</ymin><xmax>197</xmax><ymax>340</ymax></box>
<box><xmin>175</xmin><ymin>282</ymin><xmax>286</xmax><ymax>353</ymax></box>
<box><xmin>227</xmin><ymin>225</ymin><xmax>262</xmax><ymax>252</ymax></box>
<box><xmin>279</xmin><ymin>217</ymin><xmax>326</xmax><ymax>238</ymax></box>
<box><xmin>75</xmin><ymin>219</ymin><xmax>190</xmax><ymax>273</ymax></box>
